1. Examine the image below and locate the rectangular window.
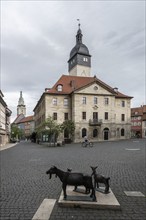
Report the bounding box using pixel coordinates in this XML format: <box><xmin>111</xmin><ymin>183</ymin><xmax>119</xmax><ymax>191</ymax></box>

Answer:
<box><xmin>82</xmin><ymin>97</ymin><xmax>86</xmax><ymax>104</ymax></box>
<box><xmin>82</xmin><ymin>112</ymin><xmax>86</xmax><ymax>120</ymax></box>
<box><xmin>52</xmin><ymin>98</ymin><xmax>57</xmax><ymax>105</ymax></box>
<box><xmin>121</xmin><ymin>114</ymin><xmax>125</xmax><ymax>121</ymax></box>
<box><xmin>122</xmin><ymin>101</ymin><xmax>125</xmax><ymax>107</ymax></box>
<box><xmin>93</xmin><ymin>112</ymin><xmax>98</xmax><ymax>120</ymax></box>
<box><xmin>94</xmin><ymin>97</ymin><xmax>98</xmax><ymax>105</ymax></box>
<box><xmin>53</xmin><ymin>112</ymin><xmax>57</xmax><ymax>120</ymax></box>
<box><xmin>83</xmin><ymin>57</ymin><xmax>88</xmax><ymax>62</ymax></box>
<box><xmin>104</xmin><ymin>97</ymin><xmax>109</xmax><ymax>105</ymax></box>
<box><xmin>64</xmin><ymin>98</ymin><xmax>68</xmax><ymax>106</ymax></box>
<box><xmin>64</xmin><ymin>113</ymin><xmax>68</xmax><ymax>120</ymax></box>
<box><xmin>105</xmin><ymin>112</ymin><xmax>108</xmax><ymax>120</ymax></box>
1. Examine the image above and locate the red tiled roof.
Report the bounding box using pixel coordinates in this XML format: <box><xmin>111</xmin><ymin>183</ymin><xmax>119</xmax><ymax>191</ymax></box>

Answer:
<box><xmin>131</xmin><ymin>105</ymin><xmax>146</xmax><ymax>117</ymax></box>
<box><xmin>18</xmin><ymin>115</ymin><xmax>34</xmax><ymax>123</ymax></box>
<box><xmin>47</xmin><ymin>75</ymin><xmax>95</xmax><ymax>94</ymax></box>
<box><xmin>143</xmin><ymin>105</ymin><xmax>146</xmax><ymax>113</ymax></box>
<box><xmin>46</xmin><ymin>75</ymin><xmax>132</xmax><ymax>98</ymax></box>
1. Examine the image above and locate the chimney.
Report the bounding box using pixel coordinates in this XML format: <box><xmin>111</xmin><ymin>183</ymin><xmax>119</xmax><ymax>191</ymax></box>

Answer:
<box><xmin>113</xmin><ymin>87</ymin><xmax>118</xmax><ymax>93</ymax></box>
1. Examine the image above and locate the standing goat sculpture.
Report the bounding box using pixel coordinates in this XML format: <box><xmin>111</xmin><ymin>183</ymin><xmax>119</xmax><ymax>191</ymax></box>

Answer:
<box><xmin>91</xmin><ymin>166</ymin><xmax>110</xmax><ymax>194</ymax></box>
<box><xmin>67</xmin><ymin>168</ymin><xmax>90</xmax><ymax>194</ymax></box>
<box><xmin>46</xmin><ymin>166</ymin><xmax>96</xmax><ymax>201</ymax></box>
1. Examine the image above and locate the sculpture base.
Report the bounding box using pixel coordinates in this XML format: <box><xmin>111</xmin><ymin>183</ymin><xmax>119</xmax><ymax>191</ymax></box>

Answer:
<box><xmin>95</xmin><ymin>187</ymin><xmax>110</xmax><ymax>194</ymax></box>
<box><xmin>58</xmin><ymin>186</ymin><xmax>121</xmax><ymax>210</ymax></box>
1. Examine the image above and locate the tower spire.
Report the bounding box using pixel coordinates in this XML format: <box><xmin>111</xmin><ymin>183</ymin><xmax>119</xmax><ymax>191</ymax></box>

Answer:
<box><xmin>77</xmin><ymin>18</ymin><xmax>80</xmax><ymax>29</ymax></box>
<box><xmin>76</xmin><ymin>19</ymin><xmax>82</xmax><ymax>44</ymax></box>
<box><xmin>17</xmin><ymin>91</ymin><xmax>26</xmax><ymax>116</ymax></box>
<box><xmin>18</xmin><ymin>91</ymin><xmax>24</xmax><ymax>105</ymax></box>
<box><xmin>68</xmin><ymin>22</ymin><xmax>91</xmax><ymax>77</ymax></box>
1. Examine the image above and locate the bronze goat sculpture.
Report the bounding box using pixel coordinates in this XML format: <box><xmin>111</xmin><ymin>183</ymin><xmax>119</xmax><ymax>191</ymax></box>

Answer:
<box><xmin>67</xmin><ymin>168</ymin><xmax>90</xmax><ymax>194</ymax></box>
<box><xmin>46</xmin><ymin>166</ymin><xmax>96</xmax><ymax>201</ymax></box>
<box><xmin>91</xmin><ymin>166</ymin><xmax>110</xmax><ymax>194</ymax></box>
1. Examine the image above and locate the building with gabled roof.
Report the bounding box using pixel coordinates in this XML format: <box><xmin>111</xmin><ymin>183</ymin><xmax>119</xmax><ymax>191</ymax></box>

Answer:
<box><xmin>12</xmin><ymin>92</ymin><xmax>34</xmax><ymax>140</ymax></box>
<box><xmin>131</xmin><ymin>105</ymin><xmax>146</xmax><ymax>138</ymax></box>
<box><xmin>17</xmin><ymin>115</ymin><xmax>34</xmax><ymax>138</ymax></box>
<box><xmin>33</xmin><ymin>24</ymin><xmax>133</xmax><ymax>143</ymax></box>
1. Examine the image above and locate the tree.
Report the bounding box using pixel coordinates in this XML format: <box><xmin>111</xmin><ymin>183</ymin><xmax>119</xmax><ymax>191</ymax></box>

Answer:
<box><xmin>11</xmin><ymin>124</ymin><xmax>24</xmax><ymax>140</ymax></box>
<box><xmin>61</xmin><ymin>120</ymin><xmax>75</xmax><ymax>142</ymax></box>
<box><xmin>37</xmin><ymin>116</ymin><xmax>62</xmax><ymax>146</ymax></box>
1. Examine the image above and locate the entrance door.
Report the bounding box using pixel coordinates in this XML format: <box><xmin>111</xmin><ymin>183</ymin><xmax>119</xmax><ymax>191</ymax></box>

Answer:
<box><xmin>104</xmin><ymin>128</ymin><xmax>109</xmax><ymax>140</ymax></box>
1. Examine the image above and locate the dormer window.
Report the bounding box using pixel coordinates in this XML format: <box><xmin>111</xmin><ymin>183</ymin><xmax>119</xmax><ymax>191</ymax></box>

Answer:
<box><xmin>57</xmin><ymin>84</ymin><xmax>63</xmax><ymax>92</ymax></box>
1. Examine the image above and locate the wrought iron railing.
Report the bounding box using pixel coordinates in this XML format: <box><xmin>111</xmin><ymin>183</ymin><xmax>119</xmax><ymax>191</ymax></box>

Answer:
<box><xmin>89</xmin><ymin>119</ymin><xmax>102</xmax><ymax>126</ymax></box>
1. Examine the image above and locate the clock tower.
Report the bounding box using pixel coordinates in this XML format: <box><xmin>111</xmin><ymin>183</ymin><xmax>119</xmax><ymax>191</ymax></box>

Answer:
<box><xmin>68</xmin><ymin>23</ymin><xmax>91</xmax><ymax>77</ymax></box>
<box><xmin>17</xmin><ymin>91</ymin><xmax>26</xmax><ymax>116</ymax></box>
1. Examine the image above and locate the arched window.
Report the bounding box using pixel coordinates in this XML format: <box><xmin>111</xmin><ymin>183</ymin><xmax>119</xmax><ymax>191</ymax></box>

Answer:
<box><xmin>82</xmin><ymin>128</ymin><xmax>87</xmax><ymax>138</ymax></box>
<box><xmin>57</xmin><ymin>84</ymin><xmax>63</xmax><ymax>91</ymax></box>
<box><xmin>93</xmin><ymin>129</ymin><xmax>98</xmax><ymax>137</ymax></box>
<box><xmin>103</xmin><ymin>128</ymin><xmax>109</xmax><ymax>140</ymax></box>
<box><xmin>121</xmin><ymin>128</ymin><xmax>125</xmax><ymax>136</ymax></box>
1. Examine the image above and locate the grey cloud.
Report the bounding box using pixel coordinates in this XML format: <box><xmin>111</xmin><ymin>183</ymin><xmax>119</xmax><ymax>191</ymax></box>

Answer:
<box><xmin>1</xmin><ymin>1</ymin><xmax>145</xmax><ymax>119</ymax></box>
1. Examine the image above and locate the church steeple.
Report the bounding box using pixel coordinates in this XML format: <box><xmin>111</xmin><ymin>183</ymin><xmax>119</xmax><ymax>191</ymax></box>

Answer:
<box><xmin>76</xmin><ymin>23</ymin><xmax>83</xmax><ymax>44</ymax></box>
<box><xmin>17</xmin><ymin>91</ymin><xmax>26</xmax><ymax>116</ymax></box>
<box><xmin>18</xmin><ymin>91</ymin><xmax>24</xmax><ymax>105</ymax></box>
<box><xmin>68</xmin><ymin>22</ymin><xmax>91</xmax><ymax>77</ymax></box>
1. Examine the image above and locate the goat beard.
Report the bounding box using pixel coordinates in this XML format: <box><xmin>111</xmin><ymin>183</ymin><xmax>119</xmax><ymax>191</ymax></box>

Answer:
<box><xmin>49</xmin><ymin>173</ymin><xmax>57</xmax><ymax>179</ymax></box>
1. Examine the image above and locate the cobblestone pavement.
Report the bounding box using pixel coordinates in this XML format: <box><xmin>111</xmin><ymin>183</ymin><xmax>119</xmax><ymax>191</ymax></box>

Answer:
<box><xmin>0</xmin><ymin>139</ymin><xmax>146</xmax><ymax>220</ymax></box>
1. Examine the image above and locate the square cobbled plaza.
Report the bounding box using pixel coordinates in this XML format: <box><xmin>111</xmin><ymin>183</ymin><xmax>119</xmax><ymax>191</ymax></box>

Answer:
<box><xmin>0</xmin><ymin>139</ymin><xmax>146</xmax><ymax>220</ymax></box>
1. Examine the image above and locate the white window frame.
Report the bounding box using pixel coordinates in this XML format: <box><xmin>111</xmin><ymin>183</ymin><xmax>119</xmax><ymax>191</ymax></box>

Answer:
<box><xmin>82</xmin><ymin>97</ymin><xmax>86</xmax><ymax>104</ymax></box>
<box><xmin>94</xmin><ymin>97</ymin><xmax>98</xmax><ymax>105</ymax></box>
<box><xmin>104</xmin><ymin>97</ymin><xmax>109</xmax><ymax>105</ymax></box>
<box><xmin>64</xmin><ymin>98</ymin><xmax>69</xmax><ymax>106</ymax></box>
<box><xmin>57</xmin><ymin>85</ymin><xmax>63</xmax><ymax>92</ymax></box>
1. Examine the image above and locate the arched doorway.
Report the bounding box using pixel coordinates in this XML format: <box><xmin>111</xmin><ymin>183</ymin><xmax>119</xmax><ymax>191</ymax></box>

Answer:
<box><xmin>103</xmin><ymin>128</ymin><xmax>109</xmax><ymax>140</ymax></box>
<box><xmin>82</xmin><ymin>128</ymin><xmax>87</xmax><ymax>138</ymax></box>
<box><xmin>121</xmin><ymin>128</ymin><xmax>125</xmax><ymax>137</ymax></box>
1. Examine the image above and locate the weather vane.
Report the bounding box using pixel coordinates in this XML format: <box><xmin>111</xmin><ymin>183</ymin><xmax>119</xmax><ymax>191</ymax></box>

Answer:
<box><xmin>77</xmin><ymin>19</ymin><xmax>81</xmax><ymax>28</ymax></box>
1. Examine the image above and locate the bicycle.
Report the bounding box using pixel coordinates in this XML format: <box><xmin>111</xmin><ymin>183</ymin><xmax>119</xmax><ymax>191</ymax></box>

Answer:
<box><xmin>82</xmin><ymin>141</ymin><xmax>93</xmax><ymax>147</ymax></box>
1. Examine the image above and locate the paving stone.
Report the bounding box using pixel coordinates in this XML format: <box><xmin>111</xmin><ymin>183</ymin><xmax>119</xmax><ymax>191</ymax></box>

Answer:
<box><xmin>124</xmin><ymin>191</ymin><xmax>145</xmax><ymax>197</ymax></box>
<box><xmin>0</xmin><ymin>139</ymin><xmax>146</xmax><ymax>220</ymax></box>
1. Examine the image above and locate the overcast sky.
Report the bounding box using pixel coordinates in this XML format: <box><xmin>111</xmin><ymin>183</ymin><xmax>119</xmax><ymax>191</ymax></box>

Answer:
<box><xmin>1</xmin><ymin>1</ymin><xmax>145</xmax><ymax>122</ymax></box>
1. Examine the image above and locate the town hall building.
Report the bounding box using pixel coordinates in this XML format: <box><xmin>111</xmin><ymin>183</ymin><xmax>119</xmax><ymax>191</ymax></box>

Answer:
<box><xmin>33</xmin><ymin>24</ymin><xmax>132</xmax><ymax>143</ymax></box>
